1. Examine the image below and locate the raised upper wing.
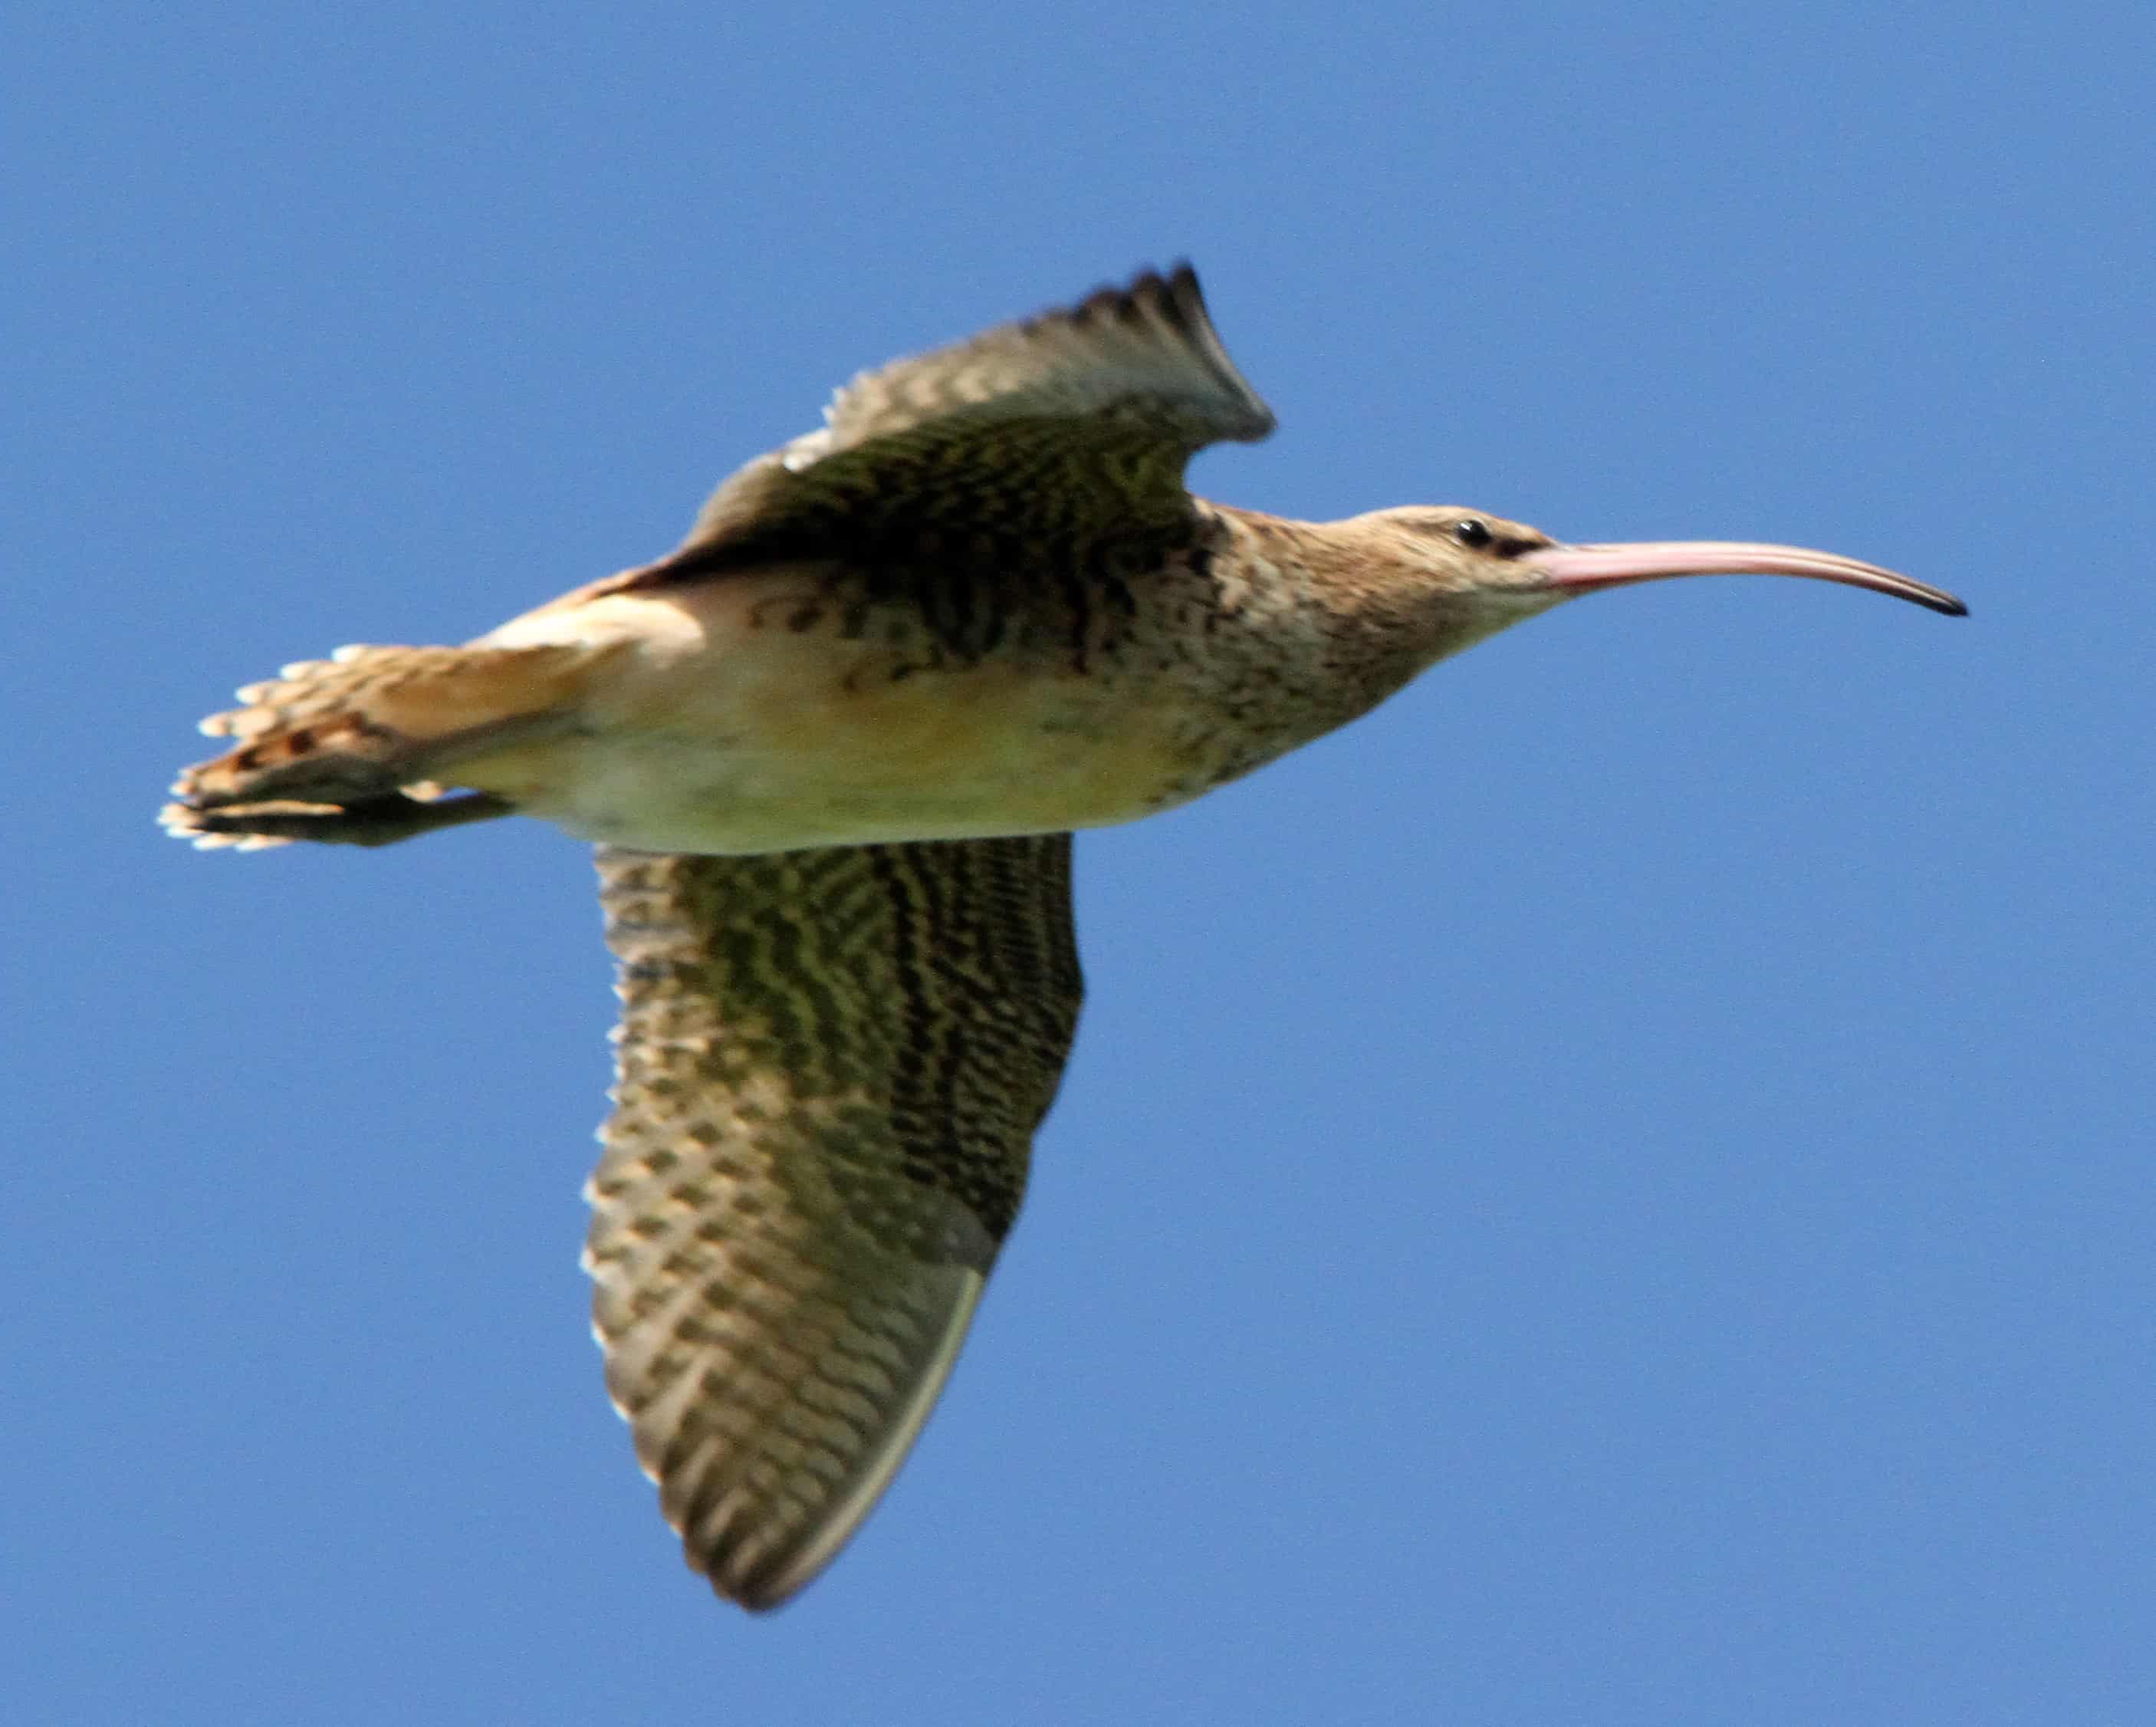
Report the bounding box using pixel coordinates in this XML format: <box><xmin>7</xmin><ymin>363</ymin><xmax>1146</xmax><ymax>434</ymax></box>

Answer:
<box><xmin>585</xmin><ymin>836</ymin><xmax>1083</xmax><ymax>1610</ymax></box>
<box><xmin>661</xmin><ymin>264</ymin><xmax>1276</xmax><ymax>572</ymax></box>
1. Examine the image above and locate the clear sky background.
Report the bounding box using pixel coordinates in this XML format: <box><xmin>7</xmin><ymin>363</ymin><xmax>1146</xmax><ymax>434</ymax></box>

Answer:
<box><xmin>7</xmin><ymin>4</ymin><xmax>2151</xmax><ymax>1722</ymax></box>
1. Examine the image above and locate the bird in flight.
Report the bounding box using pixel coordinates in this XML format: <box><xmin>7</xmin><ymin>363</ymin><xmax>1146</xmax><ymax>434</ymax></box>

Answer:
<box><xmin>163</xmin><ymin>265</ymin><xmax>1965</xmax><ymax>1611</ymax></box>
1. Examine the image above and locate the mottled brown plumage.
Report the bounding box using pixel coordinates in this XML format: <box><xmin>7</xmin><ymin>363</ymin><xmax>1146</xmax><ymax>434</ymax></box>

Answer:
<box><xmin>589</xmin><ymin>838</ymin><xmax>1079</xmax><ymax>1608</ymax></box>
<box><xmin>162</xmin><ymin>265</ymin><xmax>1964</xmax><ymax>1610</ymax></box>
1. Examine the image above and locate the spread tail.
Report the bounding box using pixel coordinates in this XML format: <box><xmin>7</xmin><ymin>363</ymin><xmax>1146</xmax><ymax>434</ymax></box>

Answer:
<box><xmin>162</xmin><ymin>640</ymin><xmax>610</xmax><ymax>849</ymax></box>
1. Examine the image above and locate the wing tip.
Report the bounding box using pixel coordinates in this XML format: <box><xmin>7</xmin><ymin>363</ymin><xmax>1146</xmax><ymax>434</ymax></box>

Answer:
<box><xmin>698</xmin><ymin>1266</ymin><xmax>987</xmax><ymax>1612</ymax></box>
<box><xmin>1063</xmin><ymin>259</ymin><xmax>1277</xmax><ymax>442</ymax></box>
<box><xmin>599</xmin><ymin>1253</ymin><xmax>990</xmax><ymax>1614</ymax></box>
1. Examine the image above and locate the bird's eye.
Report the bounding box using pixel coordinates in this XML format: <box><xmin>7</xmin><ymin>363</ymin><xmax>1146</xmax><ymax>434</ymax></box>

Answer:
<box><xmin>1451</xmin><ymin>518</ymin><xmax>1492</xmax><ymax>548</ymax></box>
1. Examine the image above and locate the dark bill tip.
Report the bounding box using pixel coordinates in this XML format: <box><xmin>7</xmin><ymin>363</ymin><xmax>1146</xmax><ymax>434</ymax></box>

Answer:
<box><xmin>1522</xmin><ymin>540</ymin><xmax>1967</xmax><ymax>617</ymax></box>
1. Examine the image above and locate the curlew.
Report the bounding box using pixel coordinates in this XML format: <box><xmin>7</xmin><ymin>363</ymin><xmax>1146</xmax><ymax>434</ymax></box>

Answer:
<box><xmin>163</xmin><ymin>265</ymin><xmax>1964</xmax><ymax>1610</ymax></box>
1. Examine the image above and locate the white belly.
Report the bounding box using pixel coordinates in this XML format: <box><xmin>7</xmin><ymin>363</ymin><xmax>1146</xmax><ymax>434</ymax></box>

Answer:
<box><xmin>488</xmin><ymin>719</ymin><xmax>1184</xmax><ymax>854</ymax></box>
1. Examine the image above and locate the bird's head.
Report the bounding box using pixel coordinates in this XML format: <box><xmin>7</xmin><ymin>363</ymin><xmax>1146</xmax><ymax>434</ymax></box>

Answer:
<box><xmin>1382</xmin><ymin>502</ymin><xmax>1961</xmax><ymax>616</ymax></box>
<box><xmin>1345</xmin><ymin>504</ymin><xmax>1964</xmax><ymax>673</ymax></box>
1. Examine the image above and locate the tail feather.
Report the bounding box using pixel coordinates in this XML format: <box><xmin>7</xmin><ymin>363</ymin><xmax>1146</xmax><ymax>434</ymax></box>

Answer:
<box><xmin>168</xmin><ymin>640</ymin><xmax>610</xmax><ymax>825</ymax></box>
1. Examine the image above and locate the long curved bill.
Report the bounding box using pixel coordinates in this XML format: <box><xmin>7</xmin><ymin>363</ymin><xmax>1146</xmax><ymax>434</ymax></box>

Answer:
<box><xmin>1521</xmin><ymin>541</ymin><xmax>1967</xmax><ymax>617</ymax></box>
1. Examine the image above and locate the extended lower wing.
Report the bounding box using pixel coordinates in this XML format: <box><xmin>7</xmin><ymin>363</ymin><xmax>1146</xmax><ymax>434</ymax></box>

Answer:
<box><xmin>585</xmin><ymin>836</ymin><xmax>1083</xmax><ymax>1609</ymax></box>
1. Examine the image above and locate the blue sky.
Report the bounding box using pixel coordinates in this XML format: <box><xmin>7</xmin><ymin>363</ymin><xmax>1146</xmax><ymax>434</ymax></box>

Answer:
<box><xmin>8</xmin><ymin>3</ymin><xmax>2152</xmax><ymax>1722</ymax></box>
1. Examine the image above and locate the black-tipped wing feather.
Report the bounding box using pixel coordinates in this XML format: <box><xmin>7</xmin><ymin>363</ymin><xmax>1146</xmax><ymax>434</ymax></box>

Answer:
<box><xmin>586</xmin><ymin>837</ymin><xmax>1082</xmax><ymax>1609</ymax></box>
